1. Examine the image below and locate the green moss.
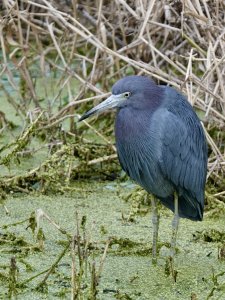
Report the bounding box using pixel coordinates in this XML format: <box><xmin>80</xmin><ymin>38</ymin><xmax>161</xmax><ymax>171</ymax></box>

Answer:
<box><xmin>193</xmin><ymin>229</ymin><xmax>225</xmax><ymax>243</ymax></box>
<box><xmin>0</xmin><ymin>67</ymin><xmax>225</xmax><ymax>299</ymax></box>
<box><xmin>0</xmin><ymin>182</ymin><xmax>225</xmax><ymax>299</ymax></box>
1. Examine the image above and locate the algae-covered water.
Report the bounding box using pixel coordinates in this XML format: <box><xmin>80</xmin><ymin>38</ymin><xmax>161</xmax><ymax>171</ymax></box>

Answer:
<box><xmin>1</xmin><ymin>77</ymin><xmax>225</xmax><ymax>299</ymax></box>
<box><xmin>1</xmin><ymin>181</ymin><xmax>225</xmax><ymax>299</ymax></box>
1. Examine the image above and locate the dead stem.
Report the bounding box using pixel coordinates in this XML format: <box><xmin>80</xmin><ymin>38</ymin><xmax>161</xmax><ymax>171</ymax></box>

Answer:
<box><xmin>0</xmin><ymin>0</ymin><xmax>224</xmax><ymax>210</ymax></box>
<box><xmin>36</xmin><ymin>242</ymin><xmax>70</xmax><ymax>291</ymax></box>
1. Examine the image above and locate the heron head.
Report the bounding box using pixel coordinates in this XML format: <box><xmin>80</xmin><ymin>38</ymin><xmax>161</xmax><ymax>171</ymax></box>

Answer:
<box><xmin>79</xmin><ymin>76</ymin><xmax>158</xmax><ymax>121</ymax></box>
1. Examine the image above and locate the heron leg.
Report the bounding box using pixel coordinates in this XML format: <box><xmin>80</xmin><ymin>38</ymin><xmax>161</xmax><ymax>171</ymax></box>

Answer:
<box><xmin>170</xmin><ymin>194</ymin><xmax>180</xmax><ymax>258</ymax></box>
<box><xmin>151</xmin><ymin>197</ymin><xmax>159</xmax><ymax>264</ymax></box>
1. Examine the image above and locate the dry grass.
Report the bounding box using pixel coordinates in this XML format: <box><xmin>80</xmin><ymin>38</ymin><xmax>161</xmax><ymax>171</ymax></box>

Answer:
<box><xmin>0</xmin><ymin>1</ymin><xmax>225</xmax><ymax>192</ymax></box>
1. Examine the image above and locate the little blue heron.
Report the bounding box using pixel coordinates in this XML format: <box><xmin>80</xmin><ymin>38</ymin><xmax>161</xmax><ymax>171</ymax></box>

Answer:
<box><xmin>79</xmin><ymin>75</ymin><xmax>208</xmax><ymax>263</ymax></box>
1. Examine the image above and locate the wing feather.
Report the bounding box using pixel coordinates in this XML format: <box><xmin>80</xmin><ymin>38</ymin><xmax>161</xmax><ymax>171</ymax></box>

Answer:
<box><xmin>158</xmin><ymin>105</ymin><xmax>207</xmax><ymax>220</ymax></box>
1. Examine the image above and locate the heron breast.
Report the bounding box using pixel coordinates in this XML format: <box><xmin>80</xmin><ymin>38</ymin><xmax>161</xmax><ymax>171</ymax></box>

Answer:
<box><xmin>115</xmin><ymin>107</ymin><xmax>174</xmax><ymax>197</ymax></box>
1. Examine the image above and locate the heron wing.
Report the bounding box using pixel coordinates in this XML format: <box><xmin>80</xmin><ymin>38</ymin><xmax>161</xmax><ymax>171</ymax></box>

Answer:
<box><xmin>158</xmin><ymin>104</ymin><xmax>207</xmax><ymax>220</ymax></box>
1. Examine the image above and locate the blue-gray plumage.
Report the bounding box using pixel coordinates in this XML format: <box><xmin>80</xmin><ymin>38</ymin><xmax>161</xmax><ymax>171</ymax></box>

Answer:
<box><xmin>114</xmin><ymin>77</ymin><xmax>207</xmax><ymax>221</ymax></box>
<box><xmin>79</xmin><ymin>75</ymin><xmax>208</xmax><ymax>262</ymax></box>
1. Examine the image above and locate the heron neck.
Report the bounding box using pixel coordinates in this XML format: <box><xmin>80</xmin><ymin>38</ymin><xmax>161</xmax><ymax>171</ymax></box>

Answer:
<box><xmin>115</xmin><ymin>106</ymin><xmax>154</xmax><ymax>144</ymax></box>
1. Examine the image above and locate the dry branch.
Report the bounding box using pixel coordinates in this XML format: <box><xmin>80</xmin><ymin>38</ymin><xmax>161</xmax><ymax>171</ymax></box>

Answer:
<box><xmin>0</xmin><ymin>0</ymin><xmax>224</xmax><ymax>186</ymax></box>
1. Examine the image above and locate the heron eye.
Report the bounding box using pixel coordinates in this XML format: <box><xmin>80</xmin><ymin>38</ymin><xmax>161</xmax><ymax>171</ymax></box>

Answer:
<box><xmin>124</xmin><ymin>92</ymin><xmax>131</xmax><ymax>98</ymax></box>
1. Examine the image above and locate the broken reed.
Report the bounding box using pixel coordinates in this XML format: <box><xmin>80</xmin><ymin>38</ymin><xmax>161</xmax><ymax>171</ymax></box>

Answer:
<box><xmin>2</xmin><ymin>210</ymin><xmax>109</xmax><ymax>298</ymax></box>
<box><xmin>0</xmin><ymin>0</ymin><xmax>224</xmax><ymax>189</ymax></box>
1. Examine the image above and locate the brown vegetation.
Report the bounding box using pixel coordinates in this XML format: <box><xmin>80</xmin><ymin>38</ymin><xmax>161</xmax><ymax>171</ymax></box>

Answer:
<box><xmin>0</xmin><ymin>1</ymin><xmax>224</xmax><ymax>201</ymax></box>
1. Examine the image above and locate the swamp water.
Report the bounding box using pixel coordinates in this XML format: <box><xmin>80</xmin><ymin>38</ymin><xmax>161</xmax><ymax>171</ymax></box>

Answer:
<box><xmin>1</xmin><ymin>182</ymin><xmax>225</xmax><ymax>299</ymax></box>
<box><xmin>0</xmin><ymin>80</ymin><xmax>225</xmax><ymax>299</ymax></box>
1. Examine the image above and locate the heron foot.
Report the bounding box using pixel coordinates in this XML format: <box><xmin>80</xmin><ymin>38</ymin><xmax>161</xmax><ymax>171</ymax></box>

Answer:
<box><xmin>152</xmin><ymin>256</ymin><xmax>157</xmax><ymax>266</ymax></box>
<box><xmin>165</xmin><ymin>256</ymin><xmax>178</xmax><ymax>282</ymax></box>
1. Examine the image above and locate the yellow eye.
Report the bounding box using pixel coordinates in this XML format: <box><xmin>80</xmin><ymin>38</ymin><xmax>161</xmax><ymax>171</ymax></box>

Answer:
<box><xmin>124</xmin><ymin>92</ymin><xmax>131</xmax><ymax>98</ymax></box>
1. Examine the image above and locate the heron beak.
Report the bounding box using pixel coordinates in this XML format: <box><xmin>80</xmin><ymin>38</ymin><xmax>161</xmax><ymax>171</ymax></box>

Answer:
<box><xmin>79</xmin><ymin>94</ymin><xmax>123</xmax><ymax>121</ymax></box>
